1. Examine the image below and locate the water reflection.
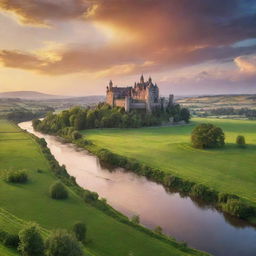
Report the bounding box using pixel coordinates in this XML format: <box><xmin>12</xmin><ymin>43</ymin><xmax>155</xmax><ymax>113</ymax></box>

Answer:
<box><xmin>19</xmin><ymin>121</ymin><xmax>256</xmax><ymax>256</ymax></box>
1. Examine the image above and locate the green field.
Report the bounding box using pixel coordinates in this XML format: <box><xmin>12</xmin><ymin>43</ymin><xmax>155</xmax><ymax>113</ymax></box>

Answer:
<box><xmin>83</xmin><ymin>118</ymin><xmax>256</xmax><ymax>205</ymax></box>
<box><xmin>0</xmin><ymin>120</ymin><xmax>205</xmax><ymax>256</ymax></box>
<box><xmin>0</xmin><ymin>244</ymin><xmax>18</xmax><ymax>256</ymax></box>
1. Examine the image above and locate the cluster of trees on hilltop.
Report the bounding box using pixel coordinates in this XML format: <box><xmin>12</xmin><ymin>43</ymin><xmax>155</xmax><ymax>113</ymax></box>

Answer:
<box><xmin>201</xmin><ymin>107</ymin><xmax>256</xmax><ymax>119</ymax></box>
<box><xmin>6</xmin><ymin>107</ymin><xmax>54</xmax><ymax>122</ymax></box>
<box><xmin>33</xmin><ymin>103</ymin><xmax>190</xmax><ymax>133</ymax></box>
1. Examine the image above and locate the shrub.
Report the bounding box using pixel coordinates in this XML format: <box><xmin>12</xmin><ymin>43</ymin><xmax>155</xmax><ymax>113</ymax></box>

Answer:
<box><xmin>191</xmin><ymin>123</ymin><xmax>225</xmax><ymax>149</ymax></box>
<box><xmin>83</xmin><ymin>190</ymin><xmax>98</xmax><ymax>203</ymax></box>
<box><xmin>72</xmin><ymin>222</ymin><xmax>87</xmax><ymax>242</ymax></box>
<box><xmin>0</xmin><ymin>230</ymin><xmax>19</xmax><ymax>248</ymax></box>
<box><xmin>45</xmin><ymin>230</ymin><xmax>84</xmax><ymax>256</ymax></box>
<box><xmin>18</xmin><ymin>223</ymin><xmax>44</xmax><ymax>256</ymax></box>
<box><xmin>236</xmin><ymin>135</ymin><xmax>246</xmax><ymax>148</ymax></box>
<box><xmin>38</xmin><ymin>138</ymin><xmax>47</xmax><ymax>147</ymax></box>
<box><xmin>6</xmin><ymin>170</ymin><xmax>28</xmax><ymax>183</ymax></box>
<box><xmin>218</xmin><ymin>193</ymin><xmax>239</xmax><ymax>203</ymax></box>
<box><xmin>222</xmin><ymin>199</ymin><xmax>254</xmax><ymax>219</ymax></box>
<box><xmin>154</xmin><ymin>226</ymin><xmax>163</xmax><ymax>235</ymax></box>
<box><xmin>49</xmin><ymin>181</ymin><xmax>68</xmax><ymax>199</ymax></box>
<box><xmin>131</xmin><ymin>215</ymin><xmax>140</xmax><ymax>225</ymax></box>
<box><xmin>72</xmin><ymin>131</ymin><xmax>82</xmax><ymax>140</ymax></box>
<box><xmin>190</xmin><ymin>184</ymin><xmax>218</xmax><ymax>203</ymax></box>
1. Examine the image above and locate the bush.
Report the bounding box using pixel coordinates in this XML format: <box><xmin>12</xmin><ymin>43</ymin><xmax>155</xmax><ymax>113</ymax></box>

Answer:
<box><xmin>72</xmin><ymin>222</ymin><xmax>87</xmax><ymax>242</ymax></box>
<box><xmin>45</xmin><ymin>230</ymin><xmax>84</xmax><ymax>256</ymax></box>
<box><xmin>218</xmin><ymin>193</ymin><xmax>239</xmax><ymax>203</ymax></box>
<box><xmin>191</xmin><ymin>123</ymin><xmax>225</xmax><ymax>149</ymax></box>
<box><xmin>6</xmin><ymin>170</ymin><xmax>28</xmax><ymax>183</ymax></box>
<box><xmin>131</xmin><ymin>215</ymin><xmax>140</xmax><ymax>225</ymax></box>
<box><xmin>49</xmin><ymin>181</ymin><xmax>68</xmax><ymax>199</ymax></box>
<box><xmin>222</xmin><ymin>199</ymin><xmax>254</xmax><ymax>219</ymax></box>
<box><xmin>83</xmin><ymin>190</ymin><xmax>98</xmax><ymax>203</ymax></box>
<box><xmin>0</xmin><ymin>230</ymin><xmax>19</xmax><ymax>248</ymax></box>
<box><xmin>72</xmin><ymin>131</ymin><xmax>82</xmax><ymax>140</ymax></box>
<box><xmin>190</xmin><ymin>184</ymin><xmax>218</xmax><ymax>203</ymax></box>
<box><xmin>154</xmin><ymin>226</ymin><xmax>163</xmax><ymax>235</ymax></box>
<box><xmin>236</xmin><ymin>135</ymin><xmax>246</xmax><ymax>148</ymax></box>
<box><xmin>18</xmin><ymin>223</ymin><xmax>44</xmax><ymax>256</ymax></box>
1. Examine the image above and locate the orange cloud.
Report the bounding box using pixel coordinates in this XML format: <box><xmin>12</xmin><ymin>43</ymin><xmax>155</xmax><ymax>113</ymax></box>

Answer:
<box><xmin>0</xmin><ymin>0</ymin><xmax>256</xmax><ymax>78</ymax></box>
<box><xmin>0</xmin><ymin>0</ymin><xmax>89</xmax><ymax>26</ymax></box>
<box><xmin>234</xmin><ymin>55</ymin><xmax>256</xmax><ymax>73</ymax></box>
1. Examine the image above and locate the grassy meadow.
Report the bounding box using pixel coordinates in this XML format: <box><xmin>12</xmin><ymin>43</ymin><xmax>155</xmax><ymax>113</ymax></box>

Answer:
<box><xmin>0</xmin><ymin>120</ymin><xmax>205</xmax><ymax>256</ymax></box>
<box><xmin>83</xmin><ymin>118</ymin><xmax>256</xmax><ymax>206</ymax></box>
<box><xmin>0</xmin><ymin>244</ymin><xmax>19</xmax><ymax>256</ymax></box>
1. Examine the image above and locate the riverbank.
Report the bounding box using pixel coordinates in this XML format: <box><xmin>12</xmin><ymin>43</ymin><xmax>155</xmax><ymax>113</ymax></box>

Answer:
<box><xmin>0</xmin><ymin>119</ymin><xmax>209</xmax><ymax>256</ymax></box>
<box><xmin>23</xmin><ymin>119</ymin><xmax>256</xmax><ymax>256</ymax></box>
<box><xmin>80</xmin><ymin>118</ymin><xmax>256</xmax><ymax>224</ymax></box>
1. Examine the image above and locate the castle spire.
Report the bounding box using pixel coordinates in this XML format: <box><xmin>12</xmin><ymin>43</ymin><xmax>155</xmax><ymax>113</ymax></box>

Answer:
<box><xmin>140</xmin><ymin>74</ymin><xmax>144</xmax><ymax>83</ymax></box>
<box><xmin>149</xmin><ymin>76</ymin><xmax>152</xmax><ymax>83</ymax></box>
<box><xmin>109</xmin><ymin>80</ymin><xmax>113</xmax><ymax>89</ymax></box>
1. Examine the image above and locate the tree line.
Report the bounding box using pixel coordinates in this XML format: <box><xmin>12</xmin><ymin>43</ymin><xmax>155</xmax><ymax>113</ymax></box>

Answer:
<box><xmin>6</xmin><ymin>107</ymin><xmax>54</xmax><ymax>123</ymax></box>
<box><xmin>201</xmin><ymin>107</ymin><xmax>256</xmax><ymax>119</ymax></box>
<box><xmin>33</xmin><ymin>103</ymin><xmax>190</xmax><ymax>134</ymax></box>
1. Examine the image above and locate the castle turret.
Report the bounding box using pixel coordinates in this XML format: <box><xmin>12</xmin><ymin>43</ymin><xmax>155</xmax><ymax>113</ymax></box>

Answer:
<box><xmin>140</xmin><ymin>74</ymin><xmax>144</xmax><ymax>83</ymax></box>
<box><xmin>148</xmin><ymin>76</ymin><xmax>152</xmax><ymax>83</ymax></box>
<box><xmin>109</xmin><ymin>80</ymin><xmax>113</xmax><ymax>90</ymax></box>
<box><xmin>169</xmin><ymin>94</ymin><xmax>174</xmax><ymax>105</ymax></box>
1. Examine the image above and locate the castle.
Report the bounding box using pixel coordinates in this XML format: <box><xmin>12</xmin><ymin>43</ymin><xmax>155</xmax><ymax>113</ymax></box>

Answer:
<box><xmin>106</xmin><ymin>75</ymin><xmax>174</xmax><ymax>112</ymax></box>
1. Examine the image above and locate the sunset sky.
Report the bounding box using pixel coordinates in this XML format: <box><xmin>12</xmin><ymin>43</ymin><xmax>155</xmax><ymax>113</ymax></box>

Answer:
<box><xmin>0</xmin><ymin>0</ymin><xmax>256</xmax><ymax>96</ymax></box>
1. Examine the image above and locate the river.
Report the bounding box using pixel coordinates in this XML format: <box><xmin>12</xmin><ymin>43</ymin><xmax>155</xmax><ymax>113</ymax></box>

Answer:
<box><xmin>19</xmin><ymin>121</ymin><xmax>256</xmax><ymax>256</ymax></box>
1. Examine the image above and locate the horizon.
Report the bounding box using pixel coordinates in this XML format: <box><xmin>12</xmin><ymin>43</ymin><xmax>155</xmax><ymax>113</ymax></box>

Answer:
<box><xmin>1</xmin><ymin>89</ymin><xmax>256</xmax><ymax>99</ymax></box>
<box><xmin>0</xmin><ymin>1</ymin><xmax>256</xmax><ymax>95</ymax></box>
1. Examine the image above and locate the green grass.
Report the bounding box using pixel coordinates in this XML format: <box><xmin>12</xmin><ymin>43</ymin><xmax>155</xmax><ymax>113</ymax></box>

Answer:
<box><xmin>0</xmin><ymin>244</ymin><xmax>19</xmax><ymax>256</ymax></box>
<box><xmin>83</xmin><ymin>118</ymin><xmax>256</xmax><ymax>205</ymax></box>
<box><xmin>0</xmin><ymin>120</ymin><xmax>205</xmax><ymax>256</ymax></box>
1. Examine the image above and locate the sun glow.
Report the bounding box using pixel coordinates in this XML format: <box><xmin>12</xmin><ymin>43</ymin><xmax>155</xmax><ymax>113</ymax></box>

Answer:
<box><xmin>93</xmin><ymin>22</ymin><xmax>139</xmax><ymax>43</ymax></box>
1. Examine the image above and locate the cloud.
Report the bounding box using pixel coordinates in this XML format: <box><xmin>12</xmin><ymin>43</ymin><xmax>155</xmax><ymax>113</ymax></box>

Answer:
<box><xmin>0</xmin><ymin>0</ymin><xmax>89</xmax><ymax>26</ymax></box>
<box><xmin>0</xmin><ymin>0</ymin><xmax>256</xmax><ymax>77</ymax></box>
<box><xmin>234</xmin><ymin>55</ymin><xmax>256</xmax><ymax>73</ymax></box>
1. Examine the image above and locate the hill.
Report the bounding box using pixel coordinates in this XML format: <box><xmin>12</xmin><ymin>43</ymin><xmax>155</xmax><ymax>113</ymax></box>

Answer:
<box><xmin>177</xmin><ymin>94</ymin><xmax>256</xmax><ymax>110</ymax></box>
<box><xmin>0</xmin><ymin>91</ymin><xmax>64</xmax><ymax>100</ymax></box>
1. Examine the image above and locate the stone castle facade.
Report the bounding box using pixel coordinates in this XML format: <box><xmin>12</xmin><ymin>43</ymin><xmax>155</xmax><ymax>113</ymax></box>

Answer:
<box><xmin>106</xmin><ymin>75</ymin><xmax>174</xmax><ymax>112</ymax></box>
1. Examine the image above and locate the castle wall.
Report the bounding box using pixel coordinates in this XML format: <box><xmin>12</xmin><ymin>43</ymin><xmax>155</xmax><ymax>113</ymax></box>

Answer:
<box><xmin>106</xmin><ymin>91</ymin><xmax>114</xmax><ymax>106</ymax></box>
<box><xmin>130</xmin><ymin>102</ymin><xmax>146</xmax><ymax>109</ymax></box>
<box><xmin>114</xmin><ymin>99</ymin><xmax>126</xmax><ymax>108</ymax></box>
<box><xmin>131</xmin><ymin>88</ymin><xmax>147</xmax><ymax>101</ymax></box>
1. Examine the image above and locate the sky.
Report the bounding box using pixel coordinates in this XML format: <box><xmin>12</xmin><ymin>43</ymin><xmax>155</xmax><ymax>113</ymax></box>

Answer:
<box><xmin>0</xmin><ymin>0</ymin><xmax>256</xmax><ymax>96</ymax></box>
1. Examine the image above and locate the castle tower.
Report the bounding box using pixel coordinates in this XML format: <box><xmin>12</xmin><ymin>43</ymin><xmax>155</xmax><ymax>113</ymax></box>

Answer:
<box><xmin>169</xmin><ymin>94</ymin><xmax>174</xmax><ymax>105</ymax></box>
<box><xmin>109</xmin><ymin>80</ymin><xmax>113</xmax><ymax>90</ymax></box>
<box><xmin>140</xmin><ymin>74</ymin><xmax>144</xmax><ymax>83</ymax></box>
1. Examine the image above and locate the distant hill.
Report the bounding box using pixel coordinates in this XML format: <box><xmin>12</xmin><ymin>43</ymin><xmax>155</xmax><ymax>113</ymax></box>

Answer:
<box><xmin>176</xmin><ymin>94</ymin><xmax>256</xmax><ymax>110</ymax></box>
<box><xmin>0</xmin><ymin>91</ymin><xmax>66</xmax><ymax>100</ymax></box>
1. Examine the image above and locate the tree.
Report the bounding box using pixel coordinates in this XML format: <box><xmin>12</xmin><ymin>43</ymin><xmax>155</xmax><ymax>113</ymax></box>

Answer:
<box><xmin>191</xmin><ymin>123</ymin><xmax>225</xmax><ymax>149</ymax></box>
<box><xmin>18</xmin><ymin>223</ymin><xmax>44</xmax><ymax>256</ymax></box>
<box><xmin>131</xmin><ymin>215</ymin><xmax>140</xmax><ymax>225</ymax></box>
<box><xmin>236</xmin><ymin>135</ymin><xmax>246</xmax><ymax>148</ymax></box>
<box><xmin>154</xmin><ymin>226</ymin><xmax>163</xmax><ymax>235</ymax></box>
<box><xmin>72</xmin><ymin>222</ymin><xmax>87</xmax><ymax>242</ymax></box>
<box><xmin>45</xmin><ymin>230</ymin><xmax>84</xmax><ymax>256</ymax></box>
<box><xmin>72</xmin><ymin>131</ymin><xmax>82</xmax><ymax>140</ymax></box>
<box><xmin>49</xmin><ymin>181</ymin><xmax>68</xmax><ymax>200</ymax></box>
<box><xmin>6</xmin><ymin>170</ymin><xmax>28</xmax><ymax>183</ymax></box>
<box><xmin>180</xmin><ymin>108</ymin><xmax>191</xmax><ymax>123</ymax></box>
